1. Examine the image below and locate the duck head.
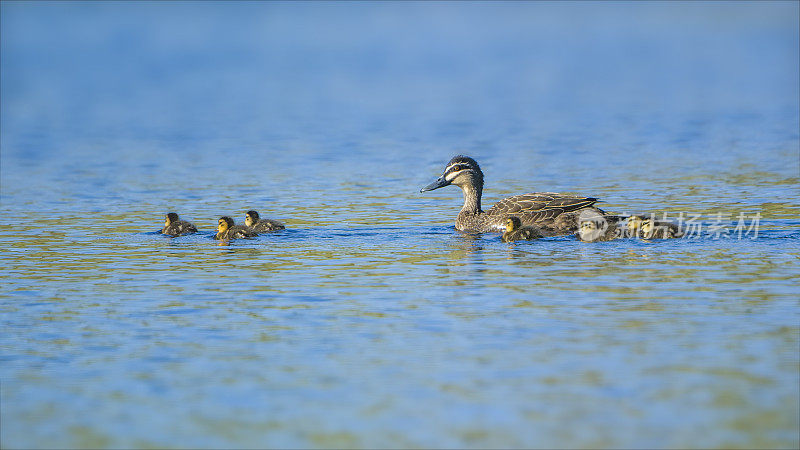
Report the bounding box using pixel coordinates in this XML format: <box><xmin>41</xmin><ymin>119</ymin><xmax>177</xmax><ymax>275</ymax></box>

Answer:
<box><xmin>245</xmin><ymin>210</ymin><xmax>260</xmax><ymax>228</ymax></box>
<box><xmin>641</xmin><ymin>219</ymin><xmax>655</xmax><ymax>236</ymax></box>
<box><xmin>626</xmin><ymin>215</ymin><xmax>643</xmax><ymax>234</ymax></box>
<box><xmin>165</xmin><ymin>212</ymin><xmax>180</xmax><ymax>228</ymax></box>
<box><xmin>505</xmin><ymin>216</ymin><xmax>522</xmax><ymax>232</ymax></box>
<box><xmin>420</xmin><ymin>155</ymin><xmax>484</xmax><ymax>193</ymax></box>
<box><xmin>218</xmin><ymin>216</ymin><xmax>234</xmax><ymax>235</ymax></box>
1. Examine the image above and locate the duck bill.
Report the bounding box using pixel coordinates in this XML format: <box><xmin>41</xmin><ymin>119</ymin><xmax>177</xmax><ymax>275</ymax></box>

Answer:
<box><xmin>420</xmin><ymin>176</ymin><xmax>450</xmax><ymax>193</ymax></box>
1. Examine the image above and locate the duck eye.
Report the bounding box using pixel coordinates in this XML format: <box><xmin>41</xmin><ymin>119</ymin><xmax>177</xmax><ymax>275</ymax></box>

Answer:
<box><xmin>452</xmin><ymin>165</ymin><xmax>462</xmax><ymax>172</ymax></box>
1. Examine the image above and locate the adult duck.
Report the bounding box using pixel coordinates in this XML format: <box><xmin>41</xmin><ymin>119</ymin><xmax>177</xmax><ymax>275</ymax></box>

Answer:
<box><xmin>420</xmin><ymin>155</ymin><xmax>606</xmax><ymax>234</ymax></box>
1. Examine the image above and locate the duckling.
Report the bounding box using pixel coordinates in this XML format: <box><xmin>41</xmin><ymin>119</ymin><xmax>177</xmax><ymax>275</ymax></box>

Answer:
<box><xmin>244</xmin><ymin>210</ymin><xmax>285</xmax><ymax>232</ymax></box>
<box><xmin>640</xmin><ymin>218</ymin><xmax>684</xmax><ymax>239</ymax></box>
<box><xmin>501</xmin><ymin>216</ymin><xmax>544</xmax><ymax>242</ymax></box>
<box><xmin>627</xmin><ymin>215</ymin><xmax>684</xmax><ymax>239</ymax></box>
<box><xmin>215</xmin><ymin>216</ymin><xmax>257</xmax><ymax>240</ymax></box>
<box><xmin>576</xmin><ymin>218</ymin><xmax>621</xmax><ymax>242</ymax></box>
<box><xmin>161</xmin><ymin>212</ymin><xmax>197</xmax><ymax>237</ymax></box>
<box><xmin>626</xmin><ymin>215</ymin><xmax>648</xmax><ymax>238</ymax></box>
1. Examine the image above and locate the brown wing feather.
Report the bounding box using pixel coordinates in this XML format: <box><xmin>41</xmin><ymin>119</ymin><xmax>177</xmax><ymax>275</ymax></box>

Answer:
<box><xmin>486</xmin><ymin>193</ymin><xmax>599</xmax><ymax>225</ymax></box>
<box><xmin>488</xmin><ymin>193</ymin><xmax>597</xmax><ymax>214</ymax></box>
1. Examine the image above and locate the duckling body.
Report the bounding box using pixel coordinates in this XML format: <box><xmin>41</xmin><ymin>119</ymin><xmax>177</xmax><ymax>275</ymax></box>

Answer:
<box><xmin>161</xmin><ymin>213</ymin><xmax>197</xmax><ymax>237</ymax></box>
<box><xmin>627</xmin><ymin>215</ymin><xmax>684</xmax><ymax>239</ymax></box>
<box><xmin>501</xmin><ymin>216</ymin><xmax>544</xmax><ymax>242</ymax></box>
<box><xmin>245</xmin><ymin>210</ymin><xmax>285</xmax><ymax>232</ymax></box>
<box><xmin>641</xmin><ymin>219</ymin><xmax>684</xmax><ymax>239</ymax></box>
<box><xmin>626</xmin><ymin>215</ymin><xmax>649</xmax><ymax>238</ymax></box>
<box><xmin>217</xmin><ymin>226</ymin><xmax>255</xmax><ymax>240</ymax></box>
<box><xmin>215</xmin><ymin>216</ymin><xmax>257</xmax><ymax>240</ymax></box>
<box><xmin>576</xmin><ymin>220</ymin><xmax>621</xmax><ymax>242</ymax></box>
<box><xmin>421</xmin><ymin>156</ymin><xmax>606</xmax><ymax>235</ymax></box>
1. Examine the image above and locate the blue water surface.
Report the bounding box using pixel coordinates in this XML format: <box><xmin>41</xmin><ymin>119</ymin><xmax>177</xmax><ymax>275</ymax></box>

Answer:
<box><xmin>1</xmin><ymin>2</ymin><xmax>798</xmax><ymax>448</ymax></box>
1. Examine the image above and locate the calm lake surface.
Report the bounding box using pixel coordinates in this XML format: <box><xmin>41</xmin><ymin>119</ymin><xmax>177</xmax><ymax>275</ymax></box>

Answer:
<box><xmin>1</xmin><ymin>2</ymin><xmax>798</xmax><ymax>448</ymax></box>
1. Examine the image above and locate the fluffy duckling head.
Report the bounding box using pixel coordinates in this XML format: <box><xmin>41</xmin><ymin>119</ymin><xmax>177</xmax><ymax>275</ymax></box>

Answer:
<box><xmin>578</xmin><ymin>219</ymin><xmax>604</xmax><ymax>241</ymax></box>
<box><xmin>641</xmin><ymin>219</ymin><xmax>655</xmax><ymax>236</ymax></box>
<box><xmin>165</xmin><ymin>212</ymin><xmax>180</xmax><ymax>227</ymax></box>
<box><xmin>627</xmin><ymin>215</ymin><xmax>646</xmax><ymax>234</ymax></box>
<box><xmin>505</xmin><ymin>216</ymin><xmax>522</xmax><ymax>232</ymax></box>
<box><xmin>245</xmin><ymin>210</ymin><xmax>260</xmax><ymax>228</ymax></box>
<box><xmin>218</xmin><ymin>216</ymin><xmax>234</xmax><ymax>234</ymax></box>
<box><xmin>577</xmin><ymin>208</ymin><xmax>619</xmax><ymax>241</ymax></box>
<box><xmin>580</xmin><ymin>220</ymin><xmax>598</xmax><ymax>233</ymax></box>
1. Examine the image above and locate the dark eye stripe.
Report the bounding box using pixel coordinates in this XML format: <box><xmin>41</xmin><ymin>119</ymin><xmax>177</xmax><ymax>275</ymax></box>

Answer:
<box><xmin>447</xmin><ymin>165</ymin><xmax>471</xmax><ymax>174</ymax></box>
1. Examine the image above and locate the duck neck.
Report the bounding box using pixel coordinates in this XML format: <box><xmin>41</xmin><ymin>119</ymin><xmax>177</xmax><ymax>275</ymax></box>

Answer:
<box><xmin>459</xmin><ymin>183</ymin><xmax>483</xmax><ymax>215</ymax></box>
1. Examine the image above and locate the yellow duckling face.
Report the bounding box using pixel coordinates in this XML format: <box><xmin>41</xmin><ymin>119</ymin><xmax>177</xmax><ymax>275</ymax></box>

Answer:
<box><xmin>217</xmin><ymin>217</ymin><xmax>231</xmax><ymax>234</ymax></box>
<box><xmin>627</xmin><ymin>215</ymin><xmax>643</xmax><ymax>233</ymax></box>
<box><xmin>244</xmin><ymin>210</ymin><xmax>259</xmax><ymax>228</ymax></box>
<box><xmin>505</xmin><ymin>217</ymin><xmax>521</xmax><ymax>232</ymax></box>
<box><xmin>165</xmin><ymin>212</ymin><xmax>179</xmax><ymax>228</ymax></box>
<box><xmin>641</xmin><ymin>219</ymin><xmax>654</xmax><ymax>235</ymax></box>
<box><xmin>579</xmin><ymin>220</ymin><xmax>602</xmax><ymax>241</ymax></box>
